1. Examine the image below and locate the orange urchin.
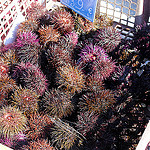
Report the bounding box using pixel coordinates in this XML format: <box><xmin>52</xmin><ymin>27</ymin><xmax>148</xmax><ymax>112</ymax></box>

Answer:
<box><xmin>79</xmin><ymin>89</ymin><xmax>116</xmax><ymax>114</ymax></box>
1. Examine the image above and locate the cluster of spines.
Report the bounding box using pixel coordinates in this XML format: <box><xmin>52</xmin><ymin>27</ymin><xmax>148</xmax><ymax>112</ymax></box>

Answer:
<box><xmin>79</xmin><ymin>89</ymin><xmax>116</xmax><ymax>114</ymax></box>
<box><xmin>94</xmin><ymin>26</ymin><xmax>121</xmax><ymax>53</ymax></box>
<box><xmin>57</xmin><ymin>63</ymin><xmax>85</xmax><ymax>95</ymax></box>
<box><xmin>0</xmin><ymin>106</ymin><xmax>27</xmax><ymax>138</ymax></box>
<box><xmin>52</xmin><ymin>8</ymin><xmax>75</xmax><ymax>33</ymax></box>
<box><xmin>0</xmin><ymin>57</ymin><xmax>9</xmax><ymax>78</ymax></box>
<box><xmin>76</xmin><ymin>111</ymin><xmax>99</xmax><ymax>136</ymax></box>
<box><xmin>17</xmin><ymin>18</ymin><xmax>39</xmax><ymax>35</ymax></box>
<box><xmin>10</xmin><ymin>62</ymin><xmax>48</xmax><ymax>96</ymax></box>
<box><xmin>15</xmin><ymin>32</ymin><xmax>40</xmax><ymax>65</ymax></box>
<box><xmin>46</xmin><ymin>39</ymin><xmax>73</xmax><ymax>68</ymax></box>
<box><xmin>44</xmin><ymin>89</ymin><xmax>74</xmax><ymax>118</ymax></box>
<box><xmin>25</xmin><ymin>112</ymin><xmax>52</xmax><ymax>141</ymax></box>
<box><xmin>38</xmin><ymin>26</ymin><xmax>60</xmax><ymax>44</ymax></box>
<box><xmin>50</xmin><ymin>117</ymin><xmax>85</xmax><ymax>150</ymax></box>
<box><xmin>64</xmin><ymin>32</ymin><xmax>78</xmax><ymax>48</ymax></box>
<box><xmin>0</xmin><ymin>48</ymin><xmax>18</xmax><ymax>79</ymax></box>
<box><xmin>78</xmin><ymin>44</ymin><xmax>116</xmax><ymax>80</ymax></box>
<box><xmin>11</xmin><ymin>86</ymin><xmax>39</xmax><ymax>116</ymax></box>
<box><xmin>85</xmin><ymin>75</ymin><xmax>103</xmax><ymax>92</ymax></box>
<box><xmin>23</xmin><ymin>139</ymin><xmax>55</xmax><ymax>150</ymax></box>
<box><xmin>0</xmin><ymin>76</ymin><xmax>17</xmax><ymax>101</ymax></box>
<box><xmin>26</xmin><ymin>2</ymin><xmax>46</xmax><ymax>20</ymax></box>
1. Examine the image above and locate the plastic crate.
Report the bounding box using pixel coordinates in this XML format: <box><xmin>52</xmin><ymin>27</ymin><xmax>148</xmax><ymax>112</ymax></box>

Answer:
<box><xmin>0</xmin><ymin>0</ymin><xmax>43</xmax><ymax>45</ymax></box>
<box><xmin>0</xmin><ymin>143</ymin><xmax>13</xmax><ymax>150</ymax></box>
<box><xmin>96</xmin><ymin>0</ymin><xmax>144</xmax><ymax>28</ymax></box>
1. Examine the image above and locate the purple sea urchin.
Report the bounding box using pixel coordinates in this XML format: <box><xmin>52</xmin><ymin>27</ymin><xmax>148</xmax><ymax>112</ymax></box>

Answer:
<box><xmin>15</xmin><ymin>32</ymin><xmax>40</xmax><ymax>65</ymax></box>
<box><xmin>52</xmin><ymin>8</ymin><xmax>74</xmax><ymax>33</ymax></box>
<box><xmin>79</xmin><ymin>89</ymin><xmax>116</xmax><ymax>114</ymax></box>
<box><xmin>11</xmin><ymin>86</ymin><xmax>39</xmax><ymax>116</ymax></box>
<box><xmin>47</xmin><ymin>36</ymin><xmax>74</xmax><ymax>67</ymax></box>
<box><xmin>79</xmin><ymin>44</ymin><xmax>105</xmax><ymax>63</ymax></box>
<box><xmin>11</xmin><ymin>62</ymin><xmax>47</xmax><ymax>96</ymax></box>
<box><xmin>24</xmin><ymin>139</ymin><xmax>55</xmax><ymax>150</ymax></box>
<box><xmin>44</xmin><ymin>89</ymin><xmax>74</xmax><ymax>118</ymax></box>
<box><xmin>0</xmin><ymin>106</ymin><xmax>27</xmax><ymax>138</ymax></box>
<box><xmin>76</xmin><ymin>111</ymin><xmax>99</xmax><ymax>136</ymax></box>
<box><xmin>79</xmin><ymin>44</ymin><xmax>116</xmax><ymax>80</ymax></box>
<box><xmin>15</xmin><ymin>32</ymin><xmax>40</xmax><ymax>49</ymax></box>
<box><xmin>94</xmin><ymin>27</ymin><xmax>121</xmax><ymax>53</ymax></box>
<box><xmin>38</xmin><ymin>25</ymin><xmax>60</xmax><ymax>44</ymax></box>
<box><xmin>57</xmin><ymin>63</ymin><xmax>85</xmax><ymax>95</ymax></box>
<box><xmin>22</xmin><ymin>63</ymin><xmax>48</xmax><ymax>95</ymax></box>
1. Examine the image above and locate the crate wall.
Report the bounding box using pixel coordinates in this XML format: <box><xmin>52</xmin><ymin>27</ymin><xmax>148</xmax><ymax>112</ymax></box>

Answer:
<box><xmin>95</xmin><ymin>0</ymin><xmax>144</xmax><ymax>28</ymax></box>
<box><xmin>0</xmin><ymin>0</ymin><xmax>42</xmax><ymax>45</ymax></box>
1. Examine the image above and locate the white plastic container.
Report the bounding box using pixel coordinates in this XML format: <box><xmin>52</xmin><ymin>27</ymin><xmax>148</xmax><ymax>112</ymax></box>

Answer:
<box><xmin>0</xmin><ymin>0</ymin><xmax>44</xmax><ymax>45</ymax></box>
